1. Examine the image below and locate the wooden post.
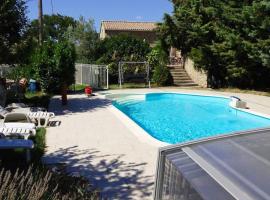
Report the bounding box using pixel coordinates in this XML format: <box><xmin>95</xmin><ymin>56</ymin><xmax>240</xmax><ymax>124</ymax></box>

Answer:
<box><xmin>38</xmin><ymin>0</ymin><xmax>43</xmax><ymax>45</ymax></box>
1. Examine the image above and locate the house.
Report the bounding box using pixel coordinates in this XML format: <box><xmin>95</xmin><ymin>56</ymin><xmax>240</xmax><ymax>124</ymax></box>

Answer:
<box><xmin>99</xmin><ymin>20</ymin><xmax>158</xmax><ymax>46</ymax></box>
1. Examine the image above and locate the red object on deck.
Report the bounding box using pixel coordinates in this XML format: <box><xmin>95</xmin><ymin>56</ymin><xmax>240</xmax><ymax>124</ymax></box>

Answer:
<box><xmin>85</xmin><ymin>86</ymin><xmax>92</xmax><ymax>96</ymax></box>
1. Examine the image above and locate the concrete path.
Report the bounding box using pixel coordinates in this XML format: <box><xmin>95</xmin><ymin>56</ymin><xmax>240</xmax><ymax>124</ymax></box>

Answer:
<box><xmin>44</xmin><ymin>94</ymin><xmax>158</xmax><ymax>200</ymax></box>
<box><xmin>44</xmin><ymin>88</ymin><xmax>270</xmax><ymax>200</ymax></box>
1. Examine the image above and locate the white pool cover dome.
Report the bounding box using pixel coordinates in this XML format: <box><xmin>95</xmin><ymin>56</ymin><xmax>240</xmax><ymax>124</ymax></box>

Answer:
<box><xmin>154</xmin><ymin>127</ymin><xmax>270</xmax><ymax>200</ymax></box>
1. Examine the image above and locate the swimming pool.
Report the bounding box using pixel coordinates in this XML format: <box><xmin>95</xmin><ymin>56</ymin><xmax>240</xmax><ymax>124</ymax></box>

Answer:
<box><xmin>112</xmin><ymin>93</ymin><xmax>270</xmax><ymax>144</ymax></box>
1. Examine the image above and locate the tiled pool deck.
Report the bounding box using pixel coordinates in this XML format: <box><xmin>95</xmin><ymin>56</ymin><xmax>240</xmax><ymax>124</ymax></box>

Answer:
<box><xmin>43</xmin><ymin>88</ymin><xmax>270</xmax><ymax>199</ymax></box>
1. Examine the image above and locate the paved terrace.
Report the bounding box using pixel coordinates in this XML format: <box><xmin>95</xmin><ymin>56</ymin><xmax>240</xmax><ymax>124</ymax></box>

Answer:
<box><xmin>43</xmin><ymin>88</ymin><xmax>270</xmax><ymax>200</ymax></box>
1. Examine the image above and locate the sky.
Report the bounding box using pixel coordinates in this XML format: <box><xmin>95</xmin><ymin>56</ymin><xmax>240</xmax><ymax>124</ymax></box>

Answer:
<box><xmin>26</xmin><ymin>0</ymin><xmax>173</xmax><ymax>31</ymax></box>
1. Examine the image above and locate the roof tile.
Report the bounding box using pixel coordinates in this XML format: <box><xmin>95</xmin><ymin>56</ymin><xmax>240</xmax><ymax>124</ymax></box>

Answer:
<box><xmin>101</xmin><ymin>21</ymin><xmax>157</xmax><ymax>31</ymax></box>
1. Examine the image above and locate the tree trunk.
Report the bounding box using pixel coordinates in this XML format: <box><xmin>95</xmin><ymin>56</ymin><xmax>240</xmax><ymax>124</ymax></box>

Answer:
<box><xmin>61</xmin><ymin>83</ymin><xmax>67</xmax><ymax>105</ymax></box>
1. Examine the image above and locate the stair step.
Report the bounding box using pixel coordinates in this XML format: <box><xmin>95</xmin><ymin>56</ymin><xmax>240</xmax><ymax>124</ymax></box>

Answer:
<box><xmin>174</xmin><ymin>83</ymin><xmax>198</xmax><ymax>86</ymax></box>
<box><xmin>170</xmin><ymin>74</ymin><xmax>189</xmax><ymax>77</ymax></box>
<box><xmin>169</xmin><ymin>68</ymin><xmax>185</xmax><ymax>71</ymax></box>
<box><xmin>173</xmin><ymin>78</ymin><xmax>193</xmax><ymax>82</ymax></box>
<box><xmin>170</xmin><ymin>71</ymin><xmax>187</xmax><ymax>74</ymax></box>
<box><xmin>174</xmin><ymin>80</ymin><xmax>195</xmax><ymax>84</ymax></box>
<box><xmin>170</xmin><ymin>73</ymin><xmax>187</xmax><ymax>76</ymax></box>
<box><xmin>171</xmin><ymin>74</ymin><xmax>191</xmax><ymax>78</ymax></box>
<box><xmin>167</xmin><ymin>64</ymin><xmax>182</xmax><ymax>68</ymax></box>
<box><xmin>170</xmin><ymin>71</ymin><xmax>186</xmax><ymax>73</ymax></box>
<box><xmin>167</xmin><ymin>65</ymin><xmax>199</xmax><ymax>87</ymax></box>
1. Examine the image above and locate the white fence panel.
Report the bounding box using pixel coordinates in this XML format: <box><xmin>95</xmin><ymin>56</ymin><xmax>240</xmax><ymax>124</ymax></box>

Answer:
<box><xmin>75</xmin><ymin>64</ymin><xmax>108</xmax><ymax>89</ymax></box>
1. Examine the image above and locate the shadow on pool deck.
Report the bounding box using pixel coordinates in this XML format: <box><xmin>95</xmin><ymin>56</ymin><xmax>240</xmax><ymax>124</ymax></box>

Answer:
<box><xmin>49</xmin><ymin>96</ymin><xmax>112</xmax><ymax>116</ymax></box>
<box><xmin>43</xmin><ymin>146</ymin><xmax>154</xmax><ymax>199</ymax></box>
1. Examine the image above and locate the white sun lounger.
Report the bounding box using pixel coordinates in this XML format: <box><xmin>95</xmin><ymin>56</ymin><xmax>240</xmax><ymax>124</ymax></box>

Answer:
<box><xmin>2</xmin><ymin>111</ymin><xmax>55</xmax><ymax>128</ymax></box>
<box><xmin>0</xmin><ymin>127</ymin><xmax>36</xmax><ymax>140</ymax></box>
<box><xmin>27</xmin><ymin>111</ymin><xmax>55</xmax><ymax>127</ymax></box>
<box><xmin>2</xmin><ymin>113</ymin><xmax>36</xmax><ymax>130</ymax></box>
<box><xmin>3</xmin><ymin>122</ymin><xmax>36</xmax><ymax>131</ymax></box>
<box><xmin>0</xmin><ymin>127</ymin><xmax>36</xmax><ymax>138</ymax></box>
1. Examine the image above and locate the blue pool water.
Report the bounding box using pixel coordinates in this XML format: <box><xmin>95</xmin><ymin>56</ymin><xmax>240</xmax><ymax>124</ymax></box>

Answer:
<box><xmin>113</xmin><ymin>93</ymin><xmax>270</xmax><ymax>144</ymax></box>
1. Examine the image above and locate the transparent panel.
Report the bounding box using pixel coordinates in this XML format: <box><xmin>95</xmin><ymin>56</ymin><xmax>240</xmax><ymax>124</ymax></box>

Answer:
<box><xmin>162</xmin><ymin>151</ymin><xmax>235</xmax><ymax>200</ymax></box>
<box><xmin>183</xmin><ymin>129</ymin><xmax>270</xmax><ymax>200</ymax></box>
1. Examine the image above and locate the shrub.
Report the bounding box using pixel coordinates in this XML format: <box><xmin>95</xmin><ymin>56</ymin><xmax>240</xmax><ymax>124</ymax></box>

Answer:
<box><xmin>31</xmin><ymin>128</ymin><xmax>46</xmax><ymax>161</ymax></box>
<box><xmin>152</xmin><ymin>64</ymin><xmax>170</xmax><ymax>86</ymax></box>
<box><xmin>147</xmin><ymin>42</ymin><xmax>170</xmax><ymax>86</ymax></box>
<box><xmin>30</xmin><ymin>40</ymin><xmax>76</xmax><ymax>93</ymax></box>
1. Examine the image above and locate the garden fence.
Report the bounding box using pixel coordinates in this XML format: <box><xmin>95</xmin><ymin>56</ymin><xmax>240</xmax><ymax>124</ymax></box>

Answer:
<box><xmin>75</xmin><ymin>64</ymin><xmax>109</xmax><ymax>89</ymax></box>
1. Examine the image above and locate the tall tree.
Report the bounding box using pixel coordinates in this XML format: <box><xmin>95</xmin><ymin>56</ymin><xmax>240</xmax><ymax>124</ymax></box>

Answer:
<box><xmin>29</xmin><ymin>14</ymin><xmax>76</xmax><ymax>42</ymax></box>
<box><xmin>159</xmin><ymin>0</ymin><xmax>270</xmax><ymax>89</ymax></box>
<box><xmin>65</xmin><ymin>16</ymin><xmax>99</xmax><ymax>63</ymax></box>
<box><xmin>0</xmin><ymin>0</ymin><xmax>28</xmax><ymax>64</ymax></box>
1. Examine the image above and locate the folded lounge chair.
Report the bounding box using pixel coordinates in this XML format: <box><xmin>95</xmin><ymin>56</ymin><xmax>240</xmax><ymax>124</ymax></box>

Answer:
<box><xmin>0</xmin><ymin>127</ymin><xmax>36</xmax><ymax>139</ymax></box>
<box><xmin>27</xmin><ymin>111</ymin><xmax>55</xmax><ymax>127</ymax></box>
<box><xmin>1</xmin><ymin>106</ymin><xmax>55</xmax><ymax>127</ymax></box>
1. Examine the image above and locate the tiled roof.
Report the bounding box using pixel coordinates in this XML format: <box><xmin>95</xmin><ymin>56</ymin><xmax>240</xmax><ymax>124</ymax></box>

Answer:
<box><xmin>101</xmin><ymin>21</ymin><xmax>157</xmax><ymax>31</ymax></box>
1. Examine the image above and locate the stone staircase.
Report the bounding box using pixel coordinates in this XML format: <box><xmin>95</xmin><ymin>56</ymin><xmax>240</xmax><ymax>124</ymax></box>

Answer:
<box><xmin>168</xmin><ymin>65</ymin><xmax>198</xmax><ymax>87</ymax></box>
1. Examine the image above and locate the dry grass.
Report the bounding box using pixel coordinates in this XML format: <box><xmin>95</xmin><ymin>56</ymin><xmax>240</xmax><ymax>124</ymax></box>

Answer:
<box><xmin>0</xmin><ymin>166</ymin><xmax>56</xmax><ymax>200</ymax></box>
<box><xmin>0</xmin><ymin>166</ymin><xmax>99</xmax><ymax>200</ymax></box>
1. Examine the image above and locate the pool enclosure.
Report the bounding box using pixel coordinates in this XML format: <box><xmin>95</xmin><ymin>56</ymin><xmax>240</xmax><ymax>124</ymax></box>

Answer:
<box><xmin>154</xmin><ymin>127</ymin><xmax>270</xmax><ymax>200</ymax></box>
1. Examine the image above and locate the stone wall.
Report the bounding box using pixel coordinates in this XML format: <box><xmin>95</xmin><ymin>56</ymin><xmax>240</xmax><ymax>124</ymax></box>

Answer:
<box><xmin>184</xmin><ymin>58</ymin><xmax>208</xmax><ymax>87</ymax></box>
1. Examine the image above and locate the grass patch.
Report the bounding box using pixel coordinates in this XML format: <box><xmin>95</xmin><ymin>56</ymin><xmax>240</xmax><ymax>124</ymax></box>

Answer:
<box><xmin>31</xmin><ymin>128</ymin><xmax>46</xmax><ymax>161</ymax></box>
<box><xmin>215</xmin><ymin>88</ymin><xmax>270</xmax><ymax>97</ymax></box>
<box><xmin>24</xmin><ymin>92</ymin><xmax>52</xmax><ymax>109</ymax></box>
<box><xmin>182</xmin><ymin>87</ymin><xmax>270</xmax><ymax>97</ymax></box>
<box><xmin>69</xmin><ymin>84</ymin><xmax>87</xmax><ymax>92</ymax></box>
<box><xmin>109</xmin><ymin>83</ymin><xmax>155</xmax><ymax>89</ymax></box>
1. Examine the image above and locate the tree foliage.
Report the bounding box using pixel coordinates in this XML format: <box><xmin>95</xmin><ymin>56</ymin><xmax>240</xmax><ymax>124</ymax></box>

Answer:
<box><xmin>30</xmin><ymin>40</ymin><xmax>76</xmax><ymax>93</ymax></box>
<box><xmin>159</xmin><ymin>0</ymin><xmax>270</xmax><ymax>89</ymax></box>
<box><xmin>0</xmin><ymin>0</ymin><xmax>28</xmax><ymax>64</ymax></box>
<box><xmin>29</xmin><ymin>14</ymin><xmax>76</xmax><ymax>42</ymax></box>
<box><xmin>97</xmin><ymin>34</ymin><xmax>151</xmax><ymax>82</ymax></box>
<box><xmin>147</xmin><ymin>42</ymin><xmax>170</xmax><ymax>86</ymax></box>
<box><xmin>65</xmin><ymin>16</ymin><xmax>100</xmax><ymax>63</ymax></box>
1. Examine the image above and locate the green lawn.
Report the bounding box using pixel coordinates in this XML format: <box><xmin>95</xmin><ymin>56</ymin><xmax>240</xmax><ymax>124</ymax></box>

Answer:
<box><xmin>69</xmin><ymin>83</ymin><xmax>87</xmax><ymax>92</ymax></box>
<box><xmin>24</xmin><ymin>91</ymin><xmax>51</xmax><ymax>109</ymax></box>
